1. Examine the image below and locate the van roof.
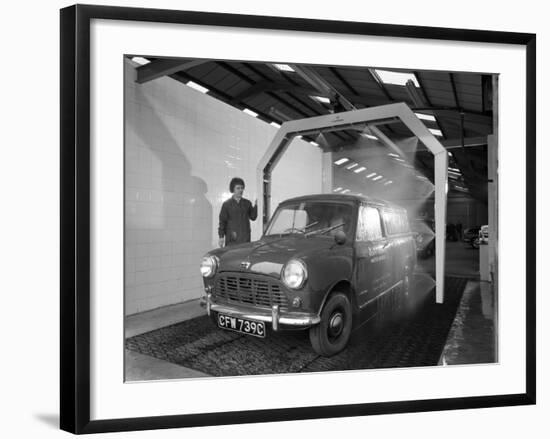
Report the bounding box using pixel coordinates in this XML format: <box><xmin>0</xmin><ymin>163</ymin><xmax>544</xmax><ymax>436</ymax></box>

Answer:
<box><xmin>279</xmin><ymin>193</ymin><xmax>406</xmax><ymax>211</ymax></box>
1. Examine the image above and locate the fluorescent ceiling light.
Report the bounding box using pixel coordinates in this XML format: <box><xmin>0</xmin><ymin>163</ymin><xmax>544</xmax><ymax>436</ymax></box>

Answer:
<box><xmin>341</xmin><ymin>189</ymin><xmax>350</xmax><ymax>194</ymax></box>
<box><xmin>388</xmin><ymin>153</ymin><xmax>400</xmax><ymax>158</ymax></box>
<box><xmin>393</xmin><ymin>158</ymin><xmax>406</xmax><ymax>162</ymax></box>
<box><xmin>363</xmin><ymin>133</ymin><xmax>378</xmax><ymax>140</ymax></box>
<box><xmin>242</xmin><ymin>108</ymin><xmax>258</xmax><ymax>117</ymax></box>
<box><xmin>294</xmin><ymin>135</ymin><xmax>303</xmax><ymax>139</ymax></box>
<box><xmin>310</xmin><ymin>141</ymin><xmax>319</xmax><ymax>147</ymax></box>
<box><xmin>270</xmin><ymin>122</ymin><xmax>281</xmax><ymax>129</ymax></box>
<box><xmin>354</xmin><ymin>166</ymin><xmax>367</xmax><ymax>173</ymax></box>
<box><xmin>448</xmin><ymin>151</ymin><xmax>453</xmax><ymax>156</ymax></box>
<box><xmin>333</xmin><ymin>187</ymin><xmax>343</xmax><ymax>192</ymax></box>
<box><xmin>334</xmin><ymin>158</ymin><xmax>349</xmax><ymax>165</ymax></box>
<box><xmin>346</xmin><ymin>163</ymin><xmax>358</xmax><ymax>170</ymax></box>
<box><xmin>448</xmin><ymin>167</ymin><xmax>461</xmax><ymax>172</ymax></box>
<box><xmin>131</xmin><ymin>56</ymin><xmax>150</xmax><ymax>65</ymax></box>
<box><xmin>373</xmin><ymin>69</ymin><xmax>419</xmax><ymax>87</ymax></box>
<box><xmin>429</xmin><ymin>128</ymin><xmax>443</xmax><ymax>137</ymax></box>
<box><xmin>372</xmin><ymin>175</ymin><xmax>383</xmax><ymax>181</ymax></box>
<box><xmin>384</xmin><ymin>180</ymin><xmax>393</xmax><ymax>185</ymax></box>
<box><xmin>415</xmin><ymin>113</ymin><xmax>436</xmax><ymax>122</ymax></box>
<box><xmin>310</xmin><ymin>95</ymin><xmax>331</xmax><ymax>104</ymax></box>
<box><xmin>186</xmin><ymin>81</ymin><xmax>209</xmax><ymax>94</ymax></box>
<box><xmin>366</xmin><ymin>172</ymin><xmax>377</xmax><ymax>178</ymax></box>
<box><xmin>273</xmin><ymin>64</ymin><xmax>295</xmax><ymax>72</ymax></box>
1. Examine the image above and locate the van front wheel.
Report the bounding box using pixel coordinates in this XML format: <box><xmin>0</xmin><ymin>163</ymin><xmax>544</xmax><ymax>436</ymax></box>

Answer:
<box><xmin>309</xmin><ymin>292</ymin><xmax>352</xmax><ymax>357</ymax></box>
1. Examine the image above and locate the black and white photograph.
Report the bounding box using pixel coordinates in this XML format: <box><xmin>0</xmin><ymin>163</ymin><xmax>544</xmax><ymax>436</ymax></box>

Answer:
<box><xmin>1</xmin><ymin>0</ymin><xmax>545</xmax><ymax>436</ymax></box>
<box><xmin>123</xmin><ymin>56</ymin><xmax>498</xmax><ymax>380</ymax></box>
<box><xmin>52</xmin><ymin>3</ymin><xmax>538</xmax><ymax>434</ymax></box>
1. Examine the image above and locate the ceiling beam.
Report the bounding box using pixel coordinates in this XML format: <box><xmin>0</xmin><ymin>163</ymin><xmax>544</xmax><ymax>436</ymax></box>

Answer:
<box><xmin>442</xmin><ymin>117</ymin><xmax>491</xmax><ymax>136</ymax></box>
<box><xmin>217</xmin><ymin>62</ymin><xmax>319</xmax><ymax>125</ymax></box>
<box><xmin>367</xmin><ymin>69</ymin><xmax>393</xmax><ymax>102</ymax></box>
<box><xmin>329</xmin><ymin>67</ymin><xmax>359</xmax><ymax>96</ymax></box>
<box><xmin>413</xmin><ymin>72</ymin><xmax>433</xmax><ymax>107</ymax></box>
<box><xmin>442</xmin><ymin>136</ymin><xmax>487</xmax><ymax>149</ymax></box>
<box><xmin>412</xmin><ymin>106</ymin><xmax>491</xmax><ymax>121</ymax></box>
<box><xmin>217</xmin><ymin>61</ymin><xmax>253</xmax><ymax>84</ymax></box>
<box><xmin>230</xmin><ymin>81</ymin><xmax>318</xmax><ymax>104</ymax></box>
<box><xmin>242</xmin><ymin>62</ymin><xmax>273</xmax><ymax>82</ymax></box>
<box><xmin>284</xmin><ymin>64</ymin><xmax>363</xmax><ymax>142</ymax></box>
<box><xmin>449</xmin><ymin>73</ymin><xmax>461</xmax><ymax>109</ymax></box>
<box><xmin>136</xmin><ymin>58</ymin><xmax>209</xmax><ymax>84</ymax></box>
<box><xmin>242</xmin><ymin>62</ymin><xmax>352</xmax><ymax>142</ymax></box>
<box><xmin>405</xmin><ymin>80</ymin><xmax>428</xmax><ymax>107</ymax></box>
<box><xmin>289</xmin><ymin>64</ymin><xmax>356</xmax><ymax>111</ymax></box>
<box><xmin>413</xmin><ymin>72</ymin><xmax>452</xmax><ymax>141</ymax></box>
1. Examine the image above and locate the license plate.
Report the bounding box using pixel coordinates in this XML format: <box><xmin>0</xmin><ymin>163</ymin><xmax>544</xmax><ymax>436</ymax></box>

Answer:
<box><xmin>217</xmin><ymin>313</ymin><xmax>266</xmax><ymax>338</ymax></box>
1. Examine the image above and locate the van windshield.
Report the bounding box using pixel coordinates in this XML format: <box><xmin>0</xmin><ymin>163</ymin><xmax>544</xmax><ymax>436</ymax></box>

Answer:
<box><xmin>265</xmin><ymin>201</ymin><xmax>353</xmax><ymax>237</ymax></box>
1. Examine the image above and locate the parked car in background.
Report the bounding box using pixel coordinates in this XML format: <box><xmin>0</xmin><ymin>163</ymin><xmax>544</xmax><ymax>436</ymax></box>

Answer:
<box><xmin>411</xmin><ymin>218</ymin><xmax>435</xmax><ymax>258</ymax></box>
<box><xmin>463</xmin><ymin>226</ymin><xmax>481</xmax><ymax>248</ymax></box>
<box><xmin>479</xmin><ymin>225</ymin><xmax>489</xmax><ymax>245</ymax></box>
<box><xmin>200</xmin><ymin>194</ymin><xmax>417</xmax><ymax>356</ymax></box>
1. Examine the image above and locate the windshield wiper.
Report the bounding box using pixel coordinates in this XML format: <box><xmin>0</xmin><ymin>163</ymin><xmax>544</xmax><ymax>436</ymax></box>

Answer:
<box><xmin>302</xmin><ymin>221</ymin><xmax>319</xmax><ymax>231</ymax></box>
<box><xmin>305</xmin><ymin>222</ymin><xmax>345</xmax><ymax>237</ymax></box>
<box><xmin>280</xmin><ymin>221</ymin><xmax>319</xmax><ymax>235</ymax></box>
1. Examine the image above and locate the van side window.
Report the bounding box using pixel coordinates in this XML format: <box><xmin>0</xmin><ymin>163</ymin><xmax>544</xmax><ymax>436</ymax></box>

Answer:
<box><xmin>356</xmin><ymin>205</ymin><xmax>383</xmax><ymax>241</ymax></box>
<box><xmin>382</xmin><ymin>209</ymin><xmax>409</xmax><ymax>235</ymax></box>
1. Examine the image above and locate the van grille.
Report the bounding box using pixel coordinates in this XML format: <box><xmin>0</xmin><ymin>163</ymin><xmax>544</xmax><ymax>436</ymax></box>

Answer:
<box><xmin>214</xmin><ymin>274</ymin><xmax>288</xmax><ymax>309</ymax></box>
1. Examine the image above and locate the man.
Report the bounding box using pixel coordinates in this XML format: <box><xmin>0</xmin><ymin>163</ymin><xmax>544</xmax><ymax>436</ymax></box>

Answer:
<box><xmin>218</xmin><ymin>177</ymin><xmax>258</xmax><ymax>247</ymax></box>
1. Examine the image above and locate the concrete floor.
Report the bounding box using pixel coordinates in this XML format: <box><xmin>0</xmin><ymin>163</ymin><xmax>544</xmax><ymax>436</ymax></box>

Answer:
<box><xmin>124</xmin><ymin>299</ymin><xmax>209</xmax><ymax>381</ymax></box>
<box><xmin>125</xmin><ymin>299</ymin><xmax>205</xmax><ymax>338</ymax></box>
<box><xmin>439</xmin><ymin>280</ymin><xmax>496</xmax><ymax>365</ymax></box>
<box><xmin>125</xmin><ymin>350</ymin><xmax>209</xmax><ymax>381</ymax></box>
<box><xmin>125</xmin><ymin>241</ymin><xmax>495</xmax><ymax>380</ymax></box>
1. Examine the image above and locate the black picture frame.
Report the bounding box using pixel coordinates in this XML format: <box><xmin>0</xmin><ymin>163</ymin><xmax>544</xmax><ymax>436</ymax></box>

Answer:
<box><xmin>60</xmin><ymin>4</ymin><xmax>536</xmax><ymax>434</ymax></box>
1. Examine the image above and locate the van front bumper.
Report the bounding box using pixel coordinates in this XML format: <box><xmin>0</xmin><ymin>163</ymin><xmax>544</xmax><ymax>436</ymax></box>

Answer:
<box><xmin>200</xmin><ymin>293</ymin><xmax>320</xmax><ymax>331</ymax></box>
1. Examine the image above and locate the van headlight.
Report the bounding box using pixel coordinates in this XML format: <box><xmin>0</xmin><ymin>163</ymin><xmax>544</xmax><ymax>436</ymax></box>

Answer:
<box><xmin>200</xmin><ymin>255</ymin><xmax>219</xmax><ymax>278</ymax></box>
<box><xmin>282</xmin><ymin>259</ymin><xmax>308</xmax><ymax>289</ymax></box>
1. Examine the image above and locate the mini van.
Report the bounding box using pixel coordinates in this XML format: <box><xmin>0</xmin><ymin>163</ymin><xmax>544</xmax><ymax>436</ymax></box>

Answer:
<box><xmin>200</xmin><ymin>194</ymin><xmax>417</xmax><ymax>356</ymax></box>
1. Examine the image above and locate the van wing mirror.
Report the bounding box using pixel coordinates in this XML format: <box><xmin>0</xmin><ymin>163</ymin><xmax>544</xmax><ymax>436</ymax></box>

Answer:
<box><xmin>334</xmin><ymin>230</ymin><xmax>347</xmax><ymax>245</ymax></box>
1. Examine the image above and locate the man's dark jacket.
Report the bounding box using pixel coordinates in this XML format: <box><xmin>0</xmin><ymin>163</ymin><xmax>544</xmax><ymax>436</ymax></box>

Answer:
<box><xmin>218</xmin><ymin>197</ymin><xmax>258</xmax><ymax>245</ymax></box>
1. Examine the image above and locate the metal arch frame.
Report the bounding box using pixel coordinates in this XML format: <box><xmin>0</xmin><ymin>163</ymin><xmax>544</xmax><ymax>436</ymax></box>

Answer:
<box><xmin>257</xmin><ymin>102</ymin><xmax>448</xmax><ymax>303</ymax></box>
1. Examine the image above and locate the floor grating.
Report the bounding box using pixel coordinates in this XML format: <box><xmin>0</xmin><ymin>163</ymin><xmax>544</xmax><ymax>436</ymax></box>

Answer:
<box><xmin>126</xmin><ymin>276</ymin><xmax>469</xmax><ymax>377</ymax></box>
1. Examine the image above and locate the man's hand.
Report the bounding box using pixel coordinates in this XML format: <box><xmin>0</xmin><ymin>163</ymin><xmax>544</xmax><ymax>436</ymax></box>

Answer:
<box><xmin>218</xmin><ymin>237</ymin><xmax>225</xmax><ymax>248</ymax></box>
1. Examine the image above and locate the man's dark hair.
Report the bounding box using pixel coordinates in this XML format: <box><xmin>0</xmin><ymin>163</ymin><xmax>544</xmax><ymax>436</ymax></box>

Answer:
<box><xmin>229</xmin><ymin>177</ymin><xmax>245</xmax><ymax>193</ymax></box>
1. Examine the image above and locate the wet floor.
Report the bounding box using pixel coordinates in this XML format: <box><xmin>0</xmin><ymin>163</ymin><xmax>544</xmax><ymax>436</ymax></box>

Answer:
<box><xmin>125</xmin><ymin>276</ymin><xmax>469</xmax><ymax>378</ymax></box>
<box><xmin>439</xmin><ymin>280</ymin><xmax>496</xmax><ymax>365</ymax></box>
<box><xmin>125</xmin><ymin>241</ymin><xmax>494</xmax><ymax>379</ymax></box>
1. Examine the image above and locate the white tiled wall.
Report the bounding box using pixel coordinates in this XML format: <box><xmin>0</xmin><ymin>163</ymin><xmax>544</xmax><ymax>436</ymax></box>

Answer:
<box><xmin>124</xmin><ymin>59</ymin><xmax>323</xmax><ymax>315</ymax></box>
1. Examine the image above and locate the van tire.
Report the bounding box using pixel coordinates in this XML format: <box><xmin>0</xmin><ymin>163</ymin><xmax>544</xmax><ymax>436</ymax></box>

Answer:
<box><xmin>309</xmin><ymin>292</ymin><xmax>352</xmax><ymax>357</ymax></box>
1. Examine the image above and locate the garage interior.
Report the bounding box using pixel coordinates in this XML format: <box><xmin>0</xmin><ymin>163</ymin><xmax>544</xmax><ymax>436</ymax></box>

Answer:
<box><xmin>124</xmin><ymin>56</ymin><xmax>497</xmax><ymax>380</ymax></box>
